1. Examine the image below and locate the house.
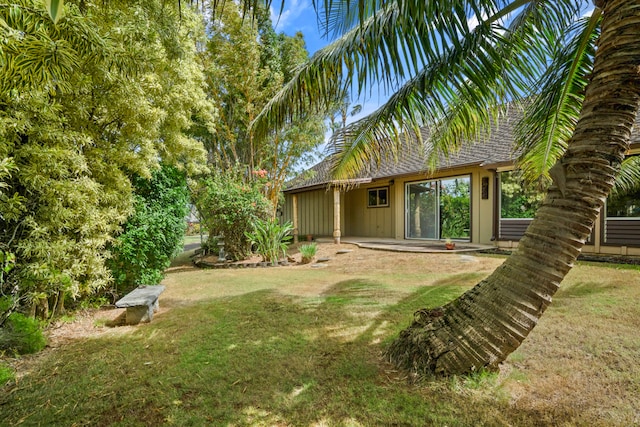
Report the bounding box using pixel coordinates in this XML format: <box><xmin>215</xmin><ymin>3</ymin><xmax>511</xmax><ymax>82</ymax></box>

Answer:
<box><xmin>281</xmin><ymin>107</ymin><xmax>640</xmax><ymax>257</ymax></box>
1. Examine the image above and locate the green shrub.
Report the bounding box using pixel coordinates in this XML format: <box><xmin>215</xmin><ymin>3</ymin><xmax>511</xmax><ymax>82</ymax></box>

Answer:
<box><xmin>299</xmin><ymin>242</ymin><xmax>318</xmax><ymax>264</ymax></box>
<box><xmin>192</xmin><ymin>167</ymin><xmax>271</xmax><ymax>260</ymax></box>
<box><xmin>108</xmin><ymin>165</ymin><xmax>189</xmax><ymax>294</ymax></box>
<box><xmin>0</xmin><ymin>362</ymin><xmax>14</xmax><ymax>386</ymax></box>
<box><xmin>0</xmin><ymin>313</ymin><xmax>46</xmax><ymax>355</ymax></box>
<box><xmin>245</xmin><ymin>219</ymin><xmax>293</xmax><ymax>265</ymax></box>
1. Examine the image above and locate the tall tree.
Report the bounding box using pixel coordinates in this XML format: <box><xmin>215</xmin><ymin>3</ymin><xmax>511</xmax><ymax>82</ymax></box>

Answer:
<box><xmin>252</xmin><ymin>0</ymin><xmax>640</xmax><ymax>376</ymax></box>
<box><xmin>201</xmin><ymin>4</ymin><xmax>325</xmax><ymax>215</ymax></box>
<box><xmin>1</xmin><ymin>0</ymin><xmax>213</xmax><ymax>318</ymax></box>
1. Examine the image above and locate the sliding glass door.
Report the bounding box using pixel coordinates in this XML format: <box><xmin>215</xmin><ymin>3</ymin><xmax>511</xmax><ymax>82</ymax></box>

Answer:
<box><xmin>406</xmin><ymin>181</ymin><xmax>439</xmax><ymax>239</ymax></box>
<box><xmin>405</xmin><ymin>176</ymin><xmax>470</xmax><ymax>240</ymax></box>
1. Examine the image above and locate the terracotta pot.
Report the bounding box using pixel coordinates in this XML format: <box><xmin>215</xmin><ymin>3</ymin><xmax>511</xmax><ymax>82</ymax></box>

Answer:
<box><xmin>445</xmin><ymin>242</ymin><xmax>456</xmax><ymax>250</ymax></box>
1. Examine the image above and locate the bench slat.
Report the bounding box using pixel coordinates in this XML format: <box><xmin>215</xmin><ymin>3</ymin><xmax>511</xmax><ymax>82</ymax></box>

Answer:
<box><xmin>115</xmin><ymin>285</ymin><xmax>166</xmax><ymax>325</ymax></box>
<box><xmin>115</xmin><ymin>285</ymin><xmax>165</xmax><ymax>308</ymax></box>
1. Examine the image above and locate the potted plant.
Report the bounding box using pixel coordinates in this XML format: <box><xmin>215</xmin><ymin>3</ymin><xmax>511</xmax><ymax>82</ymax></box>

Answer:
<box><xmin>445</xmin><ymin>238</ymin><xmax>456</xmax><ymax>250</ymax></box>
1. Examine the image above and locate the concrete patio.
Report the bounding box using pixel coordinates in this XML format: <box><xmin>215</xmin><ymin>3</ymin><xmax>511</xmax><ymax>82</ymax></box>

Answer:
<box><xmin>313</xmin><ymin>236</ymin><xmax>495</xmax><ymax>253</ymax></box>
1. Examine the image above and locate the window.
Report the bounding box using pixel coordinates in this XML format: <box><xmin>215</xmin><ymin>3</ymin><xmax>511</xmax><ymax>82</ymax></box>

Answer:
<box><xmin>368</xmin><ymin>187</ymin><xmax>389</xmax><ymax>207</ymax></box>
<box><xmin>500</xmin><ymin>171</ymin><xmax>544</xmax><ymax>219</ymax></box>
<box><xmin>604</xmin><ymin>177</ymin><xmax>640</xmax><ymax>245</ymax></box>
<box><xmin>607</xmin><ymin>188</ymin><xmax>640</xmax><ymax>218</ymax></box>
<box><xmin>405</xmin><ymin>176</ymin><xmax>470</xmax><ymax>240</ymax></box>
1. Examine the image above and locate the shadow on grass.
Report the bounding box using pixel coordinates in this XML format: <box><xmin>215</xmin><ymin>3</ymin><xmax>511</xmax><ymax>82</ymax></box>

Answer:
<box><xmin>555</xmin><ymin>280</ymin><xmax>620</xmax><ymax>299</ymax></box>
<box><xmin>1</xmin><ymin>281</ymin><xmax>591</xmax><ymax>426</ymax></box>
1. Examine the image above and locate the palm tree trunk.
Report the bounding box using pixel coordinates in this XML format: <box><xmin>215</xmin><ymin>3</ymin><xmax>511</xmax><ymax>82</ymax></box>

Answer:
<box><xmin>386</xmin><ymin>0</ymin><xmax>640</xmax><ymax>376</ymax></box>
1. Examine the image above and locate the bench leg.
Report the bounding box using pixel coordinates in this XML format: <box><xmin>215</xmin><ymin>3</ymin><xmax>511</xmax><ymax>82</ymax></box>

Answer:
<box><xmin>125</xmin><ymin>304</ymin><xmax>154</xmax><ymax>325</ymax></box>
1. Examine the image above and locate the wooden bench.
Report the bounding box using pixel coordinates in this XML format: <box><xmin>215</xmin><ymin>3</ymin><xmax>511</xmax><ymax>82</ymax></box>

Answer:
<box><xmin>115</xmin><ymin>285</ymin><xmax>165</xmax><ymax>325</ymax></box>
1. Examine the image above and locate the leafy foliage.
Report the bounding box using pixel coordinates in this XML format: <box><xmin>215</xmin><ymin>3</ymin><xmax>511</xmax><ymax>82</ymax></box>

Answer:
<box><xmin>0</xmin><ymin>1</ymin><xmax>212</xmax><ymax>319</ymax></box>
<box><xmin>0</xmin><ymin>312</ymin><xmax>46</xmax><ymax>355</ymax></box>
<box><xmin>439</xmin><ymin>178</ymin><xmax>470</xmax><ymax>239</ymax></box>
<box><xmin>0</xmin><ymin>362</ymin><xmax>14</xmax><ymax>386</ymax></box>
<box><xmin>245</xmin><ymin>219</ymin><xmax>293</xmax><ymax>265</ymax></box>
<box><xmin>252</xmin><ymin>0</ymin><xmax>590</xmax><ymax>181</ymax></box>
<box><xmin>192</xmin><ymin>167</ymin><xmax>272</xmax><ymax>261</ymax></box>
<box><xmin>44</xmin><ymin>0</ymin><xmax>64</xmax><ymax>24</ymax></box>
<box><xmin>199</xmin><ymin>3</ymin><xmax>325</xmax><ymax>214</ymax></box>
<box><xmin>107</xmin><ymin>165</ymin><xmax>189</xmax><ymax>294</ymax></box>
<box><xmin>611</xmin><ymin>155</ymin><xmax>640</xmax><ymax>197</ymax></box>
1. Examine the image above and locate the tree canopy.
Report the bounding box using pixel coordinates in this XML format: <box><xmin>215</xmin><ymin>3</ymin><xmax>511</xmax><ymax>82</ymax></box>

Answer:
<box><xmin>199</xmin><ymin>2</ymin><xmax>327</xmax><ymax>214</ymax></box>
<box><xmin>1</xmin><ymin>0</ymin><xmax>327</xmax><ymax>323</ymax></box>
<box><xmin>1</xmin><ymin>0</ymin><xmax>213</xmax><ymax>319</ymax></box>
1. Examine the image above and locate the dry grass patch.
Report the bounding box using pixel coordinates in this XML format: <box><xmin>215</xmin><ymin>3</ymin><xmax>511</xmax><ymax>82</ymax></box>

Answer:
<box><xmin>500</xmin><ymin>263</ymin><xmax>640</xmax><ymax>426</ymax></box>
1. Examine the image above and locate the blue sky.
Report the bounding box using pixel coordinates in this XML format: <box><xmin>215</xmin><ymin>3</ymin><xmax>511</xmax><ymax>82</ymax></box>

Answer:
<box><xmin>270</xmin><ymin>0</ymin><xmax>327</xmax><ymax>55</ymax></box>
<box><xmin>270</xmin><ymin>1</ymin><xmax>384</xmax><ymax>130</ymax></box>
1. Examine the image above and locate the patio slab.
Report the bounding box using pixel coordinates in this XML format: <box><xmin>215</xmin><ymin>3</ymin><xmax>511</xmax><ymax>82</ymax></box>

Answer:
<box><xmin>315</xmin><ymin>237</ymin><xmax>494</xmax><ymax>254</ymax></box>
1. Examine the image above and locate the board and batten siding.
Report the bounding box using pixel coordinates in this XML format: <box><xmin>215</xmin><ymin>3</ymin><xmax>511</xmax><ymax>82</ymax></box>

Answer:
<box><xmin>283</xmin><ymin>190</ymin><xmax>334</xmax><ymax>237</ymax></box>
<box><xmin>344</xmin><ymin>186</ymin><xmax>394</xmax><ymax>238</ymax></box>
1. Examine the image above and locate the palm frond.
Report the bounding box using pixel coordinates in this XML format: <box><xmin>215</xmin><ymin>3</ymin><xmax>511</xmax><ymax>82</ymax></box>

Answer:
<box><xmin>255</xmin><ymin>0</ymin><xmax>588</xmax><ymax>180</ymax></box>
<box><xmin>252</xmin><ymin>1</ymin><xmax>424</xmax><ymax>141</ymax></box>
<box><xmin>326</xmin><ymin>22</ymin><xmax>504</xmax><ymax>179</ymax></box>
<box><xmin>423</xmin><ymin>0</ymin><xmax>582</xmax><ymax>167</ymax></box>
<box><xmin>514</xmin><ymin>9</ymin><xmax>601</xmax><ymax>184</ymax></box>
<box><xmin>315</xmin><ymin>0</ymin><xmax>384</xmax><ymax>39</ymax></box>
<box><xmin>254</xmin><ymin>0</ymin><xmax>514</xmax><ymax>145</ymax></box>
<box><xmin>611</xmin><ymin>155</ymin><xmax>640</xmax><ymax>197</ymax></box>
<box><xmin>328</xmin><ymin>0</ymin><xmax>583</xmax><ymax>177</ymax></box>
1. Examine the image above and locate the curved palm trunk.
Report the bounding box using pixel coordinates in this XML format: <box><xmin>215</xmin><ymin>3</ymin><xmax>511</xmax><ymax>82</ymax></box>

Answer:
<box><xmin>387</xmin><ymin>0</ymin><xmax>640</xmax><ymax>376</ymax></box>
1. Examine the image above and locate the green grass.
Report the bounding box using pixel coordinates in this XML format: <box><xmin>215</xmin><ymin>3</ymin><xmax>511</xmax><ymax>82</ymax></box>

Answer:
<box><xmin>1</xmin><ymin>255</ymin><xmax>639</xmax><ymax>426</ymax></box>
<box><xmin>182</xmin><ymin>235</ymin><xmax>206</xmax><ymax>246</ymax></box>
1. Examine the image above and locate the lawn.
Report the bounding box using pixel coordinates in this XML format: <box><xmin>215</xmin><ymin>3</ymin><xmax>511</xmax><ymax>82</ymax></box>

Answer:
<box><xmin>1</xmin><ymin>244</ymin><xmax>639</xmax><ymax>426</ymax></box>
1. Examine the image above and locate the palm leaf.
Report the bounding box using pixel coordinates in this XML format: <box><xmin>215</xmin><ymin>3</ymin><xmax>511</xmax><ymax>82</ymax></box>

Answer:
<box><xmin>254</xmin><ymin>0</ymin><xmax>587</xmax><ymax>180</ymax></box>
<box><xmin>252</xmin><ymin>2</ymin><xmax>424</xmax><ymax>141</ymax></box>
<box><xmin>327</xmin><ymin>0</ymin><xmax>584</xmax><ymax>178</ymax></box>
<box><xmin>611</xmin><ymin>155</ymin><xmax>640</xmax><ymax>197</ymax></box>
<box><xmin>514</xmin><ymin>9</ymin><xmax>601</xmax><ymax>184</ymax></box>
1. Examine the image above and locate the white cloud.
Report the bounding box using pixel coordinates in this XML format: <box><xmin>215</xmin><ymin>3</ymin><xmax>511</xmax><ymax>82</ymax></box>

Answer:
<box><xmin>270</xmin><ymin>0</ymin><xmax>311</xmax><ymax>31</ymax></box>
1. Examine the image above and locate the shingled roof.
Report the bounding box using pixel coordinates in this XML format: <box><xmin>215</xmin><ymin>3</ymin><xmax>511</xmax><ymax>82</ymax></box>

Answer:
<box><xmin>285</xmin><ymin>107</ymin><xmax>640</xmax><ymax>194</ymax></box>
<box><xmin>285</xmin><ymin>106</ymin><xmax>522</xmax><ymax>193</ymax></box>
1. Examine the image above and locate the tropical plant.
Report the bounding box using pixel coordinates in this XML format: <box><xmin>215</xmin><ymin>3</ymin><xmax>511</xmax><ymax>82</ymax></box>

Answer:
<box><xmin>500</xmin><ymin>171</ymin><xmax>545</xmax><ymax>219</ymax></box>
<box><xmin>199</xmin><ymin>3</ymin><xmax>326</xmax><ymax>216</ymax></box>
<box><xmin>245</xmin><ymin>219</ymin><xmax>294</xmax><ymax>265</ymax></box>
<box><xmin>439</xmin><ymin>179</ymin><xmax>471</xmax><ymax>238</ymax></box>
<box><xmin>252</xmin><ymin>0</ymin><xmax>640</xmax><ymax>376</ymax></box>
<box><xmin>192</xmin><ymin>167</ymin><xmax>272</xmax><ymax>260</ymax></box>
<box><xmin>299</xmin><ymin>243</ymin><xmax>318</xmax><ymax>264</ymax></box>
